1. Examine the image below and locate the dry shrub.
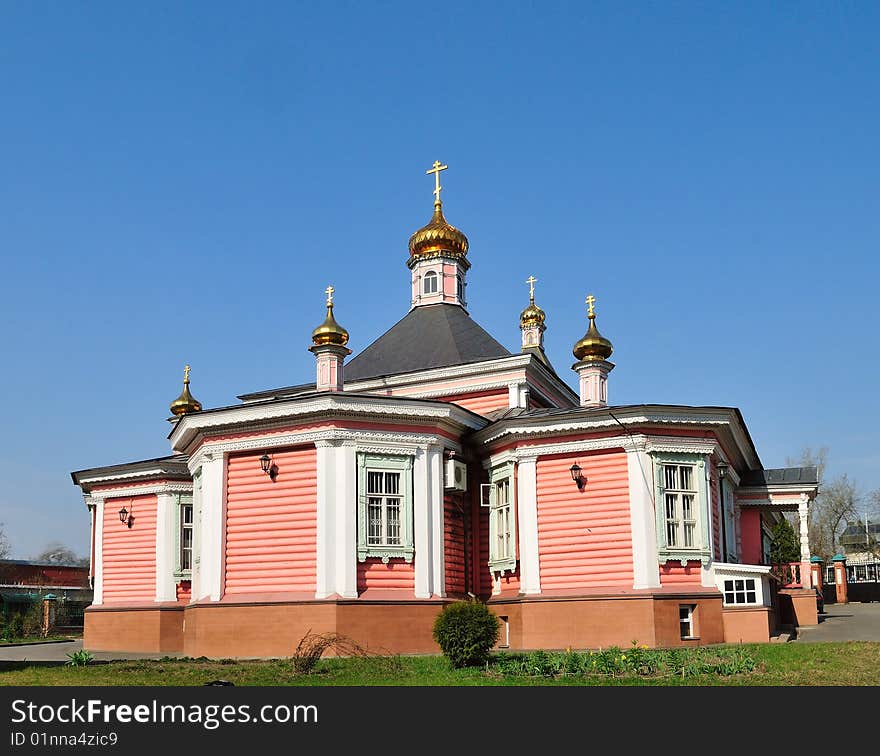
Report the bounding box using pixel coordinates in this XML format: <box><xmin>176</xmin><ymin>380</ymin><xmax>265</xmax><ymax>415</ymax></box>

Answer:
<box><xmin>291</xmin><ymin>630</ymin><xmax>372</xmax><ymax>674</ymax></box>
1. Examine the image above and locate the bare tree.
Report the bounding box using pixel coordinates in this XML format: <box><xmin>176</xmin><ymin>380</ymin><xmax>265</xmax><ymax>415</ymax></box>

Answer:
<box><xmin>0</xmin><ymin>523</ymin><xmax>9</xmax><ymax>559</ymax></box>
<box><xmin>787</xmin><ymin>448</ymin><xmax>862</xmax><ymax>559</ymax></box>
<box><xmin>34</xmin><ymin>542</ymin><xmax>85</xmax><ymax>566</ymax></box>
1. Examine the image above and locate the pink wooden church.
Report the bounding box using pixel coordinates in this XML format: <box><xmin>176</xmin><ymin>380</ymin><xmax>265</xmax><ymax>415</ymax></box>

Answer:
<box><xmin>72</xmin><ymin>163</ymin><xmax>820</xmax><ymax>656</ymax></box>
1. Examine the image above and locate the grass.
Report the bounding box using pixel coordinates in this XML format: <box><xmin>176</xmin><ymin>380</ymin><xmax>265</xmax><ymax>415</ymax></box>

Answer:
<box><xmin>2</xmin><ymin>642</ymin><xmax>880</xmax><ymax>686</ymax></box>
<box><xmin>0</xmin><ymin>635</ymin><xmax>73</xmax><ymax>646</ymax></box>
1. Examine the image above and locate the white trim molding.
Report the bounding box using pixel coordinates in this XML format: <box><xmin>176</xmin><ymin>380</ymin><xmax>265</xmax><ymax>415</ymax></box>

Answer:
<box><xmin>516</xmin><ymin>457</ymin><xmax>541</xmax><ymax>595</ymax></box>
<box><xmin>627</xmin><ymin>449</ymin><xmax>661</xmax><ymax>589</ymax></box>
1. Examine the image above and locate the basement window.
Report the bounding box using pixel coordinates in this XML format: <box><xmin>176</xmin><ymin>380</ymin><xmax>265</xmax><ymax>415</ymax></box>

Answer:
<box><xmin>679</xmin><ymin>604</ymin><xmax>697</xmax><ymax>639</ymax></box>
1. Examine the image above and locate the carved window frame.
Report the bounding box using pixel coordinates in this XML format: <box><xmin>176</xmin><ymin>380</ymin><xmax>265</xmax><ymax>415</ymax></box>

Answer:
<box><xmin>653</xmin><ymin>453</ymin><xmax>711</xmax><ymax>566</ymax></box>
<box><xmin>356</xmin><ymin>453</ymin><xmax>414</xmax><ymax>563</ymax></box>
<box><xmin>488</xmin><ymin>461</ymin><xmax>517</xmax><ymax>574</ymax></box>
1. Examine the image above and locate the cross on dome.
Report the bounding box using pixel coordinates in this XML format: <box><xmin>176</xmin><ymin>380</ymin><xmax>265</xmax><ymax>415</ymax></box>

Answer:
<box><xmin>586</xmin><ymin>294</ymin><xmax>596</xmax><ymax>318</ymax></box>
<box><xmin>526</xmin><ymin>275</ymin><xmax>538</xmax><ymax>302</ymax></box>
<box><xmin>325</xmin><ymin>285</ymin><xmax>335</xmax><ymax>306</ymax></box>
<box><xmin>426</xmin><ymin>160</ymin><xmax>448</xmax><ymax>205</ymax></box>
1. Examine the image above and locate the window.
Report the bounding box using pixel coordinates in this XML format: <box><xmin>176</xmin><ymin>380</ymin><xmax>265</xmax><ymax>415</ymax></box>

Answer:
<box><xmin>423</xmin><ymin>271</ymin><xmax>438</xmax><ymax>295</ymax></box>
<box><xmin>679</xmin><ymin>605</ymin><xmax>696</xmax><ymax>639</ymax></box>
<box><xmin>488</xmin><ymin>462</ymin><xmax>516</xmax><ymax>573</ymax></box>
<box><xmin>723</xmin><ymin>578</ymin><xmax>757</xmax><ymax>605</ymax></box>
<box><xmin>174</xmin><ymin>494</ymin><xmax>194</xmax><ymax>578</ymax></box>
<box><xmin>357</xmin><ymin>453</ymin><xmax>414</xmax><ymax>563</ymax></box>
<box><xmin>654</xmin><ymin>454</ymin><xmax>711</xmax><ymax>566</ymax></box>
<box><xmin>456</xmin><ymin>275</ymin><xmax>464</xmax><ymax>301</ymax></box>
<box><xmin>367</xmin><ymin>470</ymin><xmax>402</xmax><ymax>547</ymax></box>
<box><xmin>664</xmin><ymin>463</ymin><xmax>697</xmax><ymax>548</ymax></box>
<box><xmin>180</xmin><ymin>500</ymin><xmax>193</xmax><ymax>571</ymax></box>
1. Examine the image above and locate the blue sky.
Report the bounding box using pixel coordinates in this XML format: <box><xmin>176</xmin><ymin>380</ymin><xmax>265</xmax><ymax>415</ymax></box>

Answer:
<box><xmin>1</xmin><ymin>2</ymin><xmax>877</xmax><ymax>558</ymax></box>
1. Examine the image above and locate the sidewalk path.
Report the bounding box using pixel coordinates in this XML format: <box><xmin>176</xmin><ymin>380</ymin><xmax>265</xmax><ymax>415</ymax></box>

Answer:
<box><xmin>794</xmin><ymin>602</ymin><xmax>880</xmax><ymax>642</ymax></box>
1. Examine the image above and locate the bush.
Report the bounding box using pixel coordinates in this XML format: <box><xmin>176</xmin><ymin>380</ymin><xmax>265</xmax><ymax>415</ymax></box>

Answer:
<box><xmin>65</xmin><ymin>650</ymin><xmax>94</xmax><ymax>667</ymax></box>
<box><xmin>432</xmin><ymin>600</ymin><xmax>499</xmax><ymax>668</ymax></box>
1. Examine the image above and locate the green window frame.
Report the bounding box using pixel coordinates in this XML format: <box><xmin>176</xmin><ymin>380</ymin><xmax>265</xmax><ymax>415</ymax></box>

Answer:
<box><xmin>173</xmin><ymin>493</ymin><xmax>194</xmax><ymax>581</ymax></box>
<box><xmin>653</xmin><ymin>453</ymin><xmax>711</xmax><ymax>566</ymax></box>
<box><xmin>488</xmin><ymin>461</ymin><xmax>517</xmax><ymax>574</ymax></box>
<box><xmin>357</xmin><ymin>453</ymin><xmax>414</xmax><ymax>563</ymax></box>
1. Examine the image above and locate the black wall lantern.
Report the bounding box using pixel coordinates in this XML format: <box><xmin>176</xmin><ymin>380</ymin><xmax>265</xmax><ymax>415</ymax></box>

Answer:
<box><xmin>570</xmin><ymin>463</ymin><xmax>586</xmax><ymax>491</ymax></box>
<box><xmin>259</xmin><ymin>453</ymin><xmax>278</xmax><ymax>481</ymax></box>
<box><xmin>118</xmin><ymin>506</ymin><xmax>133</xmax><ymax>528</ymax></box>
<box><xmin>717</xmin><ymin>460</ymin><xmax>729</xmax><ymax>480</ymax></box>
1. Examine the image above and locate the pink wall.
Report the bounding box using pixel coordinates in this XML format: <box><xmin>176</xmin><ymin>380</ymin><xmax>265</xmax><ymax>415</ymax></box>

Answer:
<box><xmin>536</xmin><ymin>450</ymin><xmax>633</xmax><ymax>591</ymax></box>
<box><xmin>442</xmin><ymin>389</ymin><xmax>510</xmax><ymax>416</ymax></box>
<box><xmin>444</xmin><ymin>493</ymin><xmax>466</xmax><ymax>595</ymax></box>
<box><xmin>660</xmin><ymin>561</ymin><xmax>703</xmax><ymax>585</ymax></box>
<box><xmin>102</xmin><ymin>494</ymin><xmax>157</xmax><ymax>603</ymax></box>
<box><xmin>224</xmin><ymin>447</ymin><xmax>317</xmax><ymax>595</ymax></box>
<box><xmin>357</xmin><ymin>559</ymin><xmax>415</xmax><ymax>594</ymax></box>
<box><xmin>740</xmin><ymin>508</ymin><xmax>763</xmax><ymax>565</ymax></box>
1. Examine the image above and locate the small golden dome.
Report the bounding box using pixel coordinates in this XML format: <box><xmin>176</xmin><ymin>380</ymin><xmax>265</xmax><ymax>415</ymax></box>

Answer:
<box><xmin>408</xmin><ymin>201</ymin><xmax>469</xmax><ymax>261</ymax></box>
<box><xmin>311</xmin><ymin>303</ymin><xmax>349</xmax><ymax>346</ymax></box>
<box><xmin>573</xmin><ymin>313</ymin><xmax>613</xmax><ymax>361</ymax></box>
<box><xmin>170</xmin><ymin>365</ymin><xmax>202</xmax><ymax>417</ymax></box>
<box><xmin>520</xmin><ymin>301</ymin><xmax>546</xmax><ymax>329</ymax></box>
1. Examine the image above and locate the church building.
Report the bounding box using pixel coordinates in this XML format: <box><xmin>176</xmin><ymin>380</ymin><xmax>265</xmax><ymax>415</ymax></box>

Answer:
<box><xmin>71</xmin><ymin>163</ymin><xmax>820</xmax><ymax>656</ymax></box>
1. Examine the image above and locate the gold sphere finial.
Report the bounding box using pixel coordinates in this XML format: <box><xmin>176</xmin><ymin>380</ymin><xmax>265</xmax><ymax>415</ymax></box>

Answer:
<box><xmin>573</xmin><ymin>295</ymin><xmax>613</xmax><ymax>361</ymax></box>
<box><xmin>408</xmin><ymin>160</ymin><xmax>469</xmax><ymax>263</ymax></box>
<box><xmin>311</xmin><ymin>285</ymin><xmax>349</xmax><ymax>346</ymax></box>
<box><xmin>170</xmin><ymin>363</ymin><xmax>202</xmax><ymax>417</ymax></box>
<box><xmin>520</xmin><ymin>275</ymin><xmax>546</xmax><ymax>329</ymax></box>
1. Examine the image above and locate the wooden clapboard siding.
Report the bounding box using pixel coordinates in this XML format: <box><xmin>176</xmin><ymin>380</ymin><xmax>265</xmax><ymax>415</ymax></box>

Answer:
<box><xmin>102</xmin><ymin>494</ymin><xmax>157</xmax><ymax>603</ymax></box>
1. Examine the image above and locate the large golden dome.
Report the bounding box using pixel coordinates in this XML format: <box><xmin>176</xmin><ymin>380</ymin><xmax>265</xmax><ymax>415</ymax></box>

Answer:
<box><xmin>408</xmin><ymin>201</ymin><xmax>469</xmax><ymax>263</ymax></box>
<box><xmin>311</xmin><ymin>303</ymin><xmax>349</xmax><ymax>346</ymax></box>
<box><xmin>170</xmin><ymin>365</ymin><xmax>202</xmax><ymax>417</ymax></box>
<box><xmin>573</xmin><ymin>313</ymin><xmax>613</xmax><ymax>361</ymax></box>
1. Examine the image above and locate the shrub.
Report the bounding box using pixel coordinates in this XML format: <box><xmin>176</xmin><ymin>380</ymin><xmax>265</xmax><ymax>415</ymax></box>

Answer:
<box><xmin>432</xmin><ymin>600</ymin><xmax>499</xmax><ymax>668</ymax></box>
<box><xmin>65</xmin><ymin>650</ymin><xmax>94</xmax><ymax>667</ymax></box>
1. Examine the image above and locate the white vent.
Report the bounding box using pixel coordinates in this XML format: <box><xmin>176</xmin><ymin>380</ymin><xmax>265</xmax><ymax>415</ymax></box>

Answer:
<box><xmin>445</xmin><ymin>459</ymin><xmax>467</xmax><ymax>492</ymax></box>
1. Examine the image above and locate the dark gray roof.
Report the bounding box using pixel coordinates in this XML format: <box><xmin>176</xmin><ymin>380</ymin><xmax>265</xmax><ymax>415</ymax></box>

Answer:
<box><xmin>342</xmin><ymin>304</ymin><xmax>511</xmax><ymax>382</ymax></box>
<box><xmin>740</xmin><ymin>467</ymin><xmax>819</xmax><ymax>487</ymax></box>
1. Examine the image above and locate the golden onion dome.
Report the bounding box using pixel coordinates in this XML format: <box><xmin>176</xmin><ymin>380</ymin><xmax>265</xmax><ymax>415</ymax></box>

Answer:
<box><xmin>170</xmin><ymin>365</ymin><xmax>202</xmax><ymax>417</ymax></box>
<box><xmin>311</xmin><ymin>303</ymin><xmax>349</xmax><ymax>346</ymax></box>
<box><xmin>520</xmin><ymin>300</ymin><xmax>546</xmax><ymax>329</ymax></box>
<box><xmin>408</xmin><ymin>201</ymin><xmax>469</xmax><ymax>261</ymax></box>
<box><xmin>573</xmin><ymin>313</ymin><xmax>613</xmax><ymax>361</ymax></box>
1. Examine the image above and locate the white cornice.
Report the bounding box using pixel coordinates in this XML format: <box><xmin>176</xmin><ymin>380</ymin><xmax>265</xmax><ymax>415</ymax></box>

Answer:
<box><xmin>76</xmin><ymin>467</ymin><xmax>185</xmax><ymax>487</ymax></box>
<box><xmin>187</xmin><ymin>428</ymin><xmax>454</xmax><ymax>473</ymax></box>
<box><xmin>170</xmin><ymin>394</ymin><xmax>483</xmax><ymax>453</ymax></box>
<box><xmin>87</xmin><ymin>481</ymin><xmax>193</xmax><ymax>501</ymax></box>
<box><xmin>483</xmin><ymin>434</ymin><xmax>718</xmax><ymax>468</ymax></box>
<box><xmin>345</xmin><ymin>355</ymin><xmax>534</xmax><ymax>392</ymax></box>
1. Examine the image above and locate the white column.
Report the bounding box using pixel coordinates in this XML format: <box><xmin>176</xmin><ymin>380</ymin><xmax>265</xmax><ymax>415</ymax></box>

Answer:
<box><xmin>197</xmin><ymin>452</ymin><xmax>225</xmax><ymax>602</ymax></box>
<box><xmin>428</xmin><ymin>445</ymin><xmax>445</xmax><ymax>597</ymax></box>
<box><xmin>799</xmin><ymin>494</ymin><xmax>812</xmax><ymax>588</ymax></box>
<box><xmin>334</xmin><ymin>443</ymin><xmax>357</xmax><ymax>598</ymax></box>
<box><xmin>626</xmin><ymin>448</ymin><xmax>661</xmax><ymax>589</ymax></box>
<box><xmin>190</xmin><ymin>469</ymin><xmax>203</xmax><ymax>601</ymax></box>
<box><xmin>155</xmin><ymin>492</ymin><xmax>177</xmax><ymax>602</ymax></box>
<box><xmin>413</xmin><ymin>447</ymin><xmax>432</xmax><ymax>598</ymax></box>
<box><xmin>315</xmin><ymin>441</ymin><xmax>336</xmax><ymax>598</ymax></box>
<box><xmin>516</xmin><ymin>457</ymin><xmax>541</xmax><ymax>594</ymax></box>
<box><xmin>92</xmin><ymin>497</ymin><xmax>105</xmax><ymax>605</ymax></box>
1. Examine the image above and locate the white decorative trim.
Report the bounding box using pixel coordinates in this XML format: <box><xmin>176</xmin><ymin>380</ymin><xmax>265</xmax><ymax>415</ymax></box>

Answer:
<box><xmin>404</xmin><ymin>380</ymin><xmax>519</xmax><ymax>400</ymax></box>
<box><xmin>429</xmin><ymin>446</ymin><xmax>445</xmax><ymax>597</ymax></box>
<box><xmin>77</xmin><ymin>467</ymin><xmax>188</xmax><ymax>486</ymax></box>
<box><xmin>87</xmin><ymin>481</ymin><xmax>193</xmax><ymax>501</ymax></box>
<box><xmin>172</xmin><ymin>395</ymin><xmax>484</xmax><ymax>452</ymax></box>
<box><xmin>315</xmin><ymin>443</ymin><xmax>333</xmax><ymax>598</ymax></box>
<box><xmin>186</xmin><ymin>429</ymin><xmax>456</xmax><ymax>472</ymax></box>
<box><xmin>644</xmin><ymin>437</ymin><xmax>718</xmax><ymax>455</ymax></box>
<box><xmin>335</xmin><ymin>444</ymin><xmax>358</xmax><ymax>599</ymax></box>
<box><xmin>347</xmin><ymin>355</ymin><xmax>534</xmax><ymax>392</ymax></box>
<box><xmin>196</xmin><ymin>454</ymin><xmax>225</xmax><ymax>602</ymax></box>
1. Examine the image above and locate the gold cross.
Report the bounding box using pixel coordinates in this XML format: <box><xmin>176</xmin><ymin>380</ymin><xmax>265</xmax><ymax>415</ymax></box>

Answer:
<box><xmin>526</xmin><ymin>275</ymin><xmax>538</xmax><ymax>301</ymax></box>
<box><xmin>426</xmin><ymin>160</ymin><xmax>448</xmax><ymax>203</ymax></box>
<box><xmin>183</xmin><ymin>364</ymin><xmax>191</xmax><ymax>384</ymax></box>
<box><xmin>325</xmin><ymin>285</ymin><xmax>335</xmax><ymax>306</ymax></box>
<box><xmin>586</xmin><ymin>294</ymin><xmax>596</xmax><ymax>317</ymax></box>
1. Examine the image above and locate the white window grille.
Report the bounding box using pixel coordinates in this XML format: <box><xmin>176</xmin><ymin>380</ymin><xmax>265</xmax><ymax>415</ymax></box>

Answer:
<box><xmin>423</xmin><ymin>271</ymin><xmax>439</xmax><ymax>295</ymax></box>
<box><xmin>491</xmin><ymin>478</ymin><xmax>512</xmax><ymax>562</ymax></box>
<box><xmin>663</xmin><ymin>464</ymin><xmax>698</xmax><ymax>548</ymax></box>
<box><xmin>679</xmin><ymin>605</ymin><xmax>696</xmax><ymax>639</ymax></box>
<box><xmin>180</xmin><ymin>502</ymin><xmax>193</xmax><ymax>572</ymax></box>
<box><xmin>723</xmin><ymin>578</ymin><xmax>757</xmax><ymax>605</ymax></box>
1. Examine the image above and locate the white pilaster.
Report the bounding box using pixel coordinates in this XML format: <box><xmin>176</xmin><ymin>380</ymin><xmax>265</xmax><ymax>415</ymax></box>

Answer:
<box><xmin>315</xmin><ymin>441</ymin><xmax>335</xmax><ymax>598</ymax></box>
<box><xmin>190</xmin><ymin>469</ymin><xmax>202</xmax><ymax>601</ymax></box>
<box><xmin>799</xmin><ymin>494</ymin><xmax>811</xmax><ymax>563</ymax></box>
<box><xmin>92</xmin><ymin>497</ymin><xmax>104</xmax><ymax>605</ymax></box>
<box><xmin>413</xmin><ymin>447</ymin><xmax>432</xmax><ymax>598</ymax></box>
<box><xmin>334</xmin><ymin>443</ymin><xmax>358</xmax><ymax>598</ymax></box>
<box><xmin>626</xmin><ymin>449</ymin><xmax>661</xmax><ymax>589</ymax></box>
<box><xmin>516</xmin><ymin>457</ymin><xmax>541</xmax><ymax>594</ymax></box>
<box><xmin>197</xmin><ymin>453</ymin><xmax>225</xmax><ymax>602</ymax></box>
<box><xmin>155</xmin><ymin>492</ymin><xmax>177</xmax><ymax>602</ymax></box>
<box><xmin>428</xmin><ymin>446</ymin><xmax>445</xmax><ymax>597</ymax></box>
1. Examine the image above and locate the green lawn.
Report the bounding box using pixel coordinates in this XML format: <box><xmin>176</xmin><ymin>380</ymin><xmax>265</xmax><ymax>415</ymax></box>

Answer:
<box><xmin>0</xmin><ymin>636</ymin><xmax>73</xmax><ymax>646</ymax></box>
<box><xmin>2</xmin><ymin>642</ymin><xmax>879</xmax><ymax>686</ymax></box>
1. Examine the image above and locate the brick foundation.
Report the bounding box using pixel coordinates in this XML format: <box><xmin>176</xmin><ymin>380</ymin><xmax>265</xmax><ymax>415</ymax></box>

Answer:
<box><xmin>721</xmin><ymin>606</ymin><xmax>774</xmax><ymax>643</ymax></box>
